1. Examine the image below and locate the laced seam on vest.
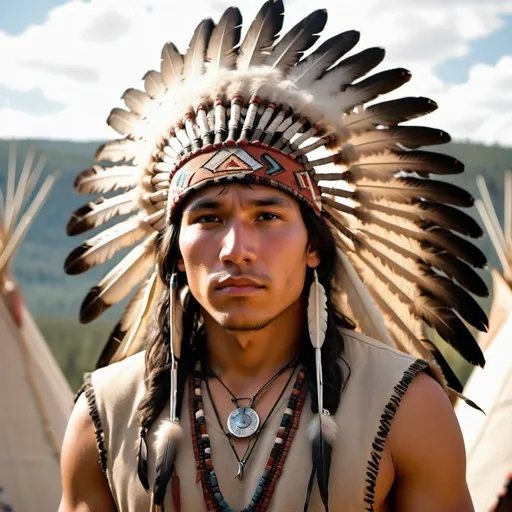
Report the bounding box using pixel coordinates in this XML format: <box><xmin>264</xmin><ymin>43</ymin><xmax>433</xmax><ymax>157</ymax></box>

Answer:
<box><xmin>82</xmin><ymin>373</ymin><xmax>109</xmax><ymax>476</ymax></box>
<box><xmin>364</xmin><ymin>359</ymin><xmax>428</xmax><ymax>511</ymax></box>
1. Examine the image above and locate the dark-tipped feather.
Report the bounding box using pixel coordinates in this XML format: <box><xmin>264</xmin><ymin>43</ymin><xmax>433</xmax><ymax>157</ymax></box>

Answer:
<box><xmin>143</xmin><ymin>71</ymin><xmax>165</xmax><ymax>99</ymax></box>
<box><xmin>122</xmin><ymin>88</ymin><xmax>152</xmax><ymax>117</ymax></box>
<box><xmin>341</xmin><ymin>68</ymin><xmax>412</xmax><ymax>109</ymax></box>
<box><xmin>95</xmin><ymin>139</ymin><xmax>136</xmax><ymax>164</ymax></box>
<box><xmin>107</xmin><ymin>108</ymin><xmax>145</xmax><ymax>139</ymax></box>
<box><xmin>359</xmin><ymin>199</ymin><xmax>483</xmax><ymax>238</ymax></box>
<box><xmin>426</xmin><ymin>228</ymin><xmax>487</xmax><ymax>268</ymax></box>
<box><xmin>410</xmin><ymin>297</ymin><xmax>484</xmax><ymax>366</ymax></box>
<box><xmin>354</xmin><ymin>246</ymin><xmax>484</xmax><ymax>366</ymax></box>
<box><xmin>357</xmin><ymin>233</ymin><xmax>488</xmax><ymax>330</ymax></box>
<box><xmin>206</xmin><ymin>7</ymin><xmax>242</xmax><ymax>72</ymax></box>
<box><xmin>360</xmin><ymin>177</ymin><xmax>473</xmax><ymax>205</ymax></box>
<box><xmin>312</xmin><ymin>434</ymin><xmax>332</xmax><ymax>508</ymax></box>
<box><xmin>66</xmin><ymin>190</ymin><xmax>138</xmax><ymax>236</ymax></box>
<box><xmin>153</xmin><ymin>440</ymin><xmax>176</xmax><ymax>505</ymax></box>
<box><xmin>290</xmin><ymin>30</ymin><xmax>360</xmax><ymax>88</ymax></box>
<box><xmin>324</xmin><ymin>205</ymin><xmax>486</xmax><ymax>269</ymax></box>
<box><xmin>407</xmin><ymin>224</ymin><xmax>487</xmax><ymax>269</ymax></box>
<box><xmin>422</xmin><ymin>339</ymin><xmax>463</xmax><ymax>392</ymax></box>
<box><xmin>183</xmin><ymin>18</ymin><xmax>215</xmax><ymax>78</ymax></box>
<box><xmin>266</xmin><ymin>9</ymin><xmax>328</xmax><ymax>71</ymax></box>
<box><xmin>137</xmin><ymin>433</ymin><xmax>150</xmax><ymax>491</ymax></box>
<box><xmin>432</xmin><ymin>253</ymin><xmax>488</xmax><ymax>296</ymax></box>
<box><xmin>153</xmin><ymin>422</ymin><xmax>182</xmax><ymax>506</ymax></box>
<box><xmin>102</xmin><ymin>271</ymin><xmax>160</xmax><ymax>367</ymax></box>
<box><xmin>323</xmin><ymin>177</ymin><xmax>474</xmax><ymax>207</ymax></box>
<box><xmin>161</xmin><ymin>42</ymin><xmax>184</xmax><ymax>89</ymax></box>
<box><xmin>348</xmin><ymin>126</ymin><xmax>451</xmax><ymax>157</ymax></box>
<box><xmin>346</xmin><ymin>150</ymin><xmax>464</xmax><ymax>179</ymax></box>
<box><xmin>96</xmin><ymin>327</ymin><xmax>121</xmax><ymax>369</ymax></box>
<box><xmin>74</xmin><ymin>165</ymin><xmax>138</xmax><ymax>195</ymax></box>
<box><xmin>237</xmin><ymin>0</ymin><xmax>285</xmax><ymax>71</ymax></box>
<box><xmin>418</xmin><ymin>202</ymin><xmax>483</xmax><ymax>237</ymax></box>
<box><xmin>360</xmin><ymin>228</ymin><xmax>488</xmax><ymax>297</ymax></box>
<box><xmin>79</xmin><ymin>239</ymin><xmax>154</xmax><ymax>324</ymax></box>
<box><xmin>423</xmin><ymin>272</ymin><xmax>488</xmax><ymax>331</ymax></box>
<box><xmin>321</xmin><ymin>47</ymin><xmax>386</xmax><ymax>92</ymax></box>
<box><xmin>346</xmin><ymin>97</ymin><xmax>438</xmax><ymax>130</ymax></box>
<box><xmin>64</xmin><ymin>217</ymin><xmax>150</xmax><ymax>275</ymax></box>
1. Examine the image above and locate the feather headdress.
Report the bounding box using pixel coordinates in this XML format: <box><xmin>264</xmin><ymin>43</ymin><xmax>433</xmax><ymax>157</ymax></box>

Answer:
<box><xmin>65</xmin><ymin>1</ymin><xmax>488</xmax><ymax>509</ymax></box>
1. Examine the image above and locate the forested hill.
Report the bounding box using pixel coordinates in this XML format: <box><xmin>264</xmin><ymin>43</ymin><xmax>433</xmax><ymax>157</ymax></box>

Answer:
<box><xmin>1</xmin><ymin>138</ymin><xmax>511</xmax><ymax>319</ymax></box>
<box><xmin>0</xmin><ymin>138</ymin><xmax>511</xmax><ymax>388</ymax></box>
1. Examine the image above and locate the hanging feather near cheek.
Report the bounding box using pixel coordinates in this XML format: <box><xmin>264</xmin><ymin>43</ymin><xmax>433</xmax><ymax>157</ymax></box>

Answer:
<box><xmin>307</xmin><ymin>270</ymin><xmax>334</xmax><ymax>509</ymax></box>
<box><xmin>152</xmin><ymin>273</ymin><xmax>184</xmax><ymax>509</ymax></box>
<box><xmin>308</xmin><ymin>271</ymin><xmax>328</xmax><ymax>412</ymax></box>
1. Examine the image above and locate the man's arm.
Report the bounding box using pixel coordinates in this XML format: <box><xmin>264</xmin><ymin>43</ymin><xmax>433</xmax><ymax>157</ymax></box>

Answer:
<box><xmin>59</xmin><ymin>393</ymin><xmax>117</xmax><ymax>512</ymax></box>
<box><xmin>388</xmin><ymin>372</ymin><xmax>473</xmax><ymax>512</ymax></box>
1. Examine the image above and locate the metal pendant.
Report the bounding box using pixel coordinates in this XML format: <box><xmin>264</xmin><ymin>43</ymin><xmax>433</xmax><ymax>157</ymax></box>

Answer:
<box><xmin>227</xmin><ymin>406</ymin><xmax>260</xmax><ymax>438</ymax></box>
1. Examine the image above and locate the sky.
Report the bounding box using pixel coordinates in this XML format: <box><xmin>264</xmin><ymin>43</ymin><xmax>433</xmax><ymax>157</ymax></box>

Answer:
<box><xmin>0</xmin><ymin>0</ymin><xmax>511</xmax><ymax>145</ymax></box>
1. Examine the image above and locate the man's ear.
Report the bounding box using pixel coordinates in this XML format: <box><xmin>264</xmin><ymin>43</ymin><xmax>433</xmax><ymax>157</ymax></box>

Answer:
<box><xmin>306</xmin><ymin>245</ymin><xmax>321</xmax><ymax>269</ymax></box>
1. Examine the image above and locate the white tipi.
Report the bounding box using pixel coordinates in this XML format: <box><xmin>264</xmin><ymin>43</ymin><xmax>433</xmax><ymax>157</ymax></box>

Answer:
<box><xmin>456</xmin><ymin>172</ymin><xmax>512</xmax><ymax>511</ymax></box>
<box><xmin>0</xmin><ymin>144</ymin><xmax>73</xmax><ymax>511</ymax></box>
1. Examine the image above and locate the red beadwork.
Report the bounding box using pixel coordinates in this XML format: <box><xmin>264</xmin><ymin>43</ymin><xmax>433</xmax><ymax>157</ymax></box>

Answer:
<box><xmin>189</xmin><ymin>362</ymin><xmax>307</xmax><ymax>512</ymax></box>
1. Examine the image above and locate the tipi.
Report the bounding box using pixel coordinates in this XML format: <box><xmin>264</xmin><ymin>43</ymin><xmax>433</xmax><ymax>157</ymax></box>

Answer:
<box><xmin>456</xmin><ymin>172</ymin><xmax>512</xmax><ymax>511</ymax></box>
<box><xmin>0</xmin><ymin>144</ymin><xmax>73</xmax><ymax>511</ymax></box>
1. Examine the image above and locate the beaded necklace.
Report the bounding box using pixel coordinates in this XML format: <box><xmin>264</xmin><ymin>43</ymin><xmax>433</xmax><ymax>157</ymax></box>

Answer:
<box><xmin>190</xmin><ymin>360</ymin><xmax>307</xmax><ymax>512</ymax></box>
<box><xmin>204</xmin><ymin>361</ymin><xmax>299</xmax><ymax>480</ymax></box>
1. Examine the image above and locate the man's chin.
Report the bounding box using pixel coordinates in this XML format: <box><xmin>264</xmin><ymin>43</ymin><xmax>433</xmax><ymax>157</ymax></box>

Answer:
<box><xmin>216</xmin><ymin>314</ymin><xmax>274</xmax><ymax>332</ymax></box>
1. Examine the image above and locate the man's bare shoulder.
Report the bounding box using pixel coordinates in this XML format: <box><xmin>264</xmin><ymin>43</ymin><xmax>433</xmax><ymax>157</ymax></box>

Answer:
<box><xmin>59</xmin><ymin>351</ymin><xmax>146</xmax><ymax>511</ymax></box>
<box><xmin>387</xmin><ymin>372</ymin><xmax>473</xmax><ymax>511</ymax></box>
<box><xmin>390</xmin><ymin>371</ymin><xmax>458</xmax><ymax>450</ymax></box>
<box><xmin>59</xmin><ymin>393</ymin><xmax>117</xmax><ymax>512</ymax></box>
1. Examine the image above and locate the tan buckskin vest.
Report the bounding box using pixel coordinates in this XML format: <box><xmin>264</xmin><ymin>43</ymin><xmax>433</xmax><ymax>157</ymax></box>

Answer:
<box><xmin>85</xmin><ymin>328</ymin><xmax>431</xmax><ymax>511</ymax></box>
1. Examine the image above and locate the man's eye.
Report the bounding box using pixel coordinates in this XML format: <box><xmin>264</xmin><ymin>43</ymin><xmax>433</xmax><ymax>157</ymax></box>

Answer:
<box><xmin>257</xmin><ymin>213</ymin><xmax>279</xmax><ymax>221</ymax></box>
<box><xmin>197</xmin><ymin>215</ymin><xmax>219</xmax><ymax>223</ymax></box>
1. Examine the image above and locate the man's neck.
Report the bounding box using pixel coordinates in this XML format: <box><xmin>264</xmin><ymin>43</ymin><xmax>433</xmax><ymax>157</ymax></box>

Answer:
<box><xmin>202</xmin><ymin>301</ymin><xmax>303</xmax><ymax>387</ymax></box>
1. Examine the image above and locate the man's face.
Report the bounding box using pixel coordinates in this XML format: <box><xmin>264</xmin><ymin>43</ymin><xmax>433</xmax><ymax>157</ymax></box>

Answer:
<box><xmin>178</xmin><ymin>183</ymin><xmax>320</xmax><ymax>331</ymax></box>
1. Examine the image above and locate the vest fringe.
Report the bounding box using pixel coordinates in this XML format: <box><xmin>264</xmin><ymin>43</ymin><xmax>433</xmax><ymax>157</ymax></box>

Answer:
<box><xmin>82</xmin><ymin>373</ymin><xmax>109</xmax><ymax>476</ymax></box>
<box><xmin>363</xmin><ymin>359</ymin><xmax>428</xmax><ymax>511</ymax></box>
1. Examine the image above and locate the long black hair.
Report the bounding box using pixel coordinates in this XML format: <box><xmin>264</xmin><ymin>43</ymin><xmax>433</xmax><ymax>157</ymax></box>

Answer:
<box><xmin>138</xmin><ymin>197</ymin><xmax>354</xmax><ymax>432</ymax></box>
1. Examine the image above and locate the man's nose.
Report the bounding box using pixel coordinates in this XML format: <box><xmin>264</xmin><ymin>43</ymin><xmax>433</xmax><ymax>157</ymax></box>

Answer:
<box><xmin>219</xmin><ymin>221</ymin><xmax>257</xmax><ymax>265</ymax></box>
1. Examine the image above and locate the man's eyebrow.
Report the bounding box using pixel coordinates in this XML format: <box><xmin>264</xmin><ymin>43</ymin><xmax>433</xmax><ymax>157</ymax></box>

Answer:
<box><xmin>248</xmin><ymin>196</ymin><xmax>293</xmax><ymax>208</ymax></box>
<box><xmin>184</xmin><ymin>198</ymin><xmax>223</xmax><ymax>213</ymax></box>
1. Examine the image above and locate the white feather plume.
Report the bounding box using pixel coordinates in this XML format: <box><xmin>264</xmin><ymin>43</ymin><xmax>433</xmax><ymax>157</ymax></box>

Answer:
<box><xmin>308</xmin><ymin>270</ymin><xmax>328</xmax><ymax>350</ymax></box>
<box><xmin>308</xmin><ymin>413</ymin><xmax>338</xmax><ymax>444</ymax></box>
<box><xmin>308</xmin><ymin>270</ymin><xmax>328</xmax><ymax>414</ymax></box>
<box><xmin>154</xmin><ymin>419</ymin><xmax>183</xmax><ymax>456</ymax></box>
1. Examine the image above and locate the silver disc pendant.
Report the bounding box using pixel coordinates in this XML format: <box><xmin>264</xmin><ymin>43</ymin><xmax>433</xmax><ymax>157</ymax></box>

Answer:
<box><xmin>227</xmin><ymin>407</ymin><xmax>260</xmax><ymax>438</ymax></box>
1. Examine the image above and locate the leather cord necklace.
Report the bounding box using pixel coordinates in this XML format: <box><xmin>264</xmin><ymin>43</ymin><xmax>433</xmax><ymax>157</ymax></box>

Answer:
<box><xmin>204</xmin><ymin>360</ymin><xmax>298</xmax><ymax>480</ymax></box>
<box><xmin>206</xmin><ymin>358</ymin><xmax>296</xmax><ymax>438</ymax></box>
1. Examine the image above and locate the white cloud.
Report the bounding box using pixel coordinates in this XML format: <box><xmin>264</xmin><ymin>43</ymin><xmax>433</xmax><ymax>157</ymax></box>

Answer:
<box><xmin>426</xmin><ymin>56</ymin><xmax>512</xmax><ymax>145</ymax></box>
<box><xmin>0</xmin><ymin>0</ymin><xmax>511</xmax><ymax>145</ymax></box>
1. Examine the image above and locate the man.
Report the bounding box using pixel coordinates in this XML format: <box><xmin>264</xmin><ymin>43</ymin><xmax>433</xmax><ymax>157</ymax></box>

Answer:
<box><xmin>59</xmin><ymin>2</ymin><xmax>488</xmax><ymax>510</ymax></box>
